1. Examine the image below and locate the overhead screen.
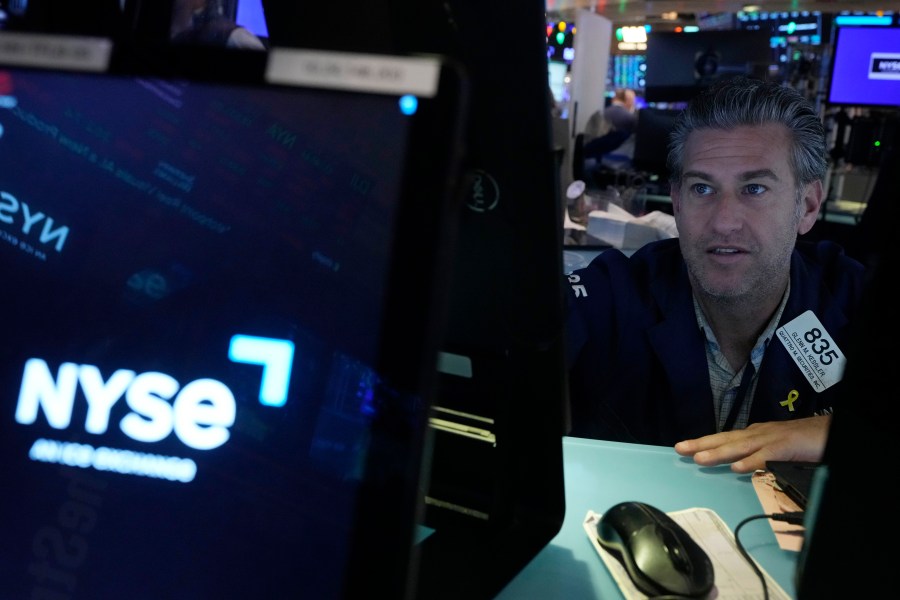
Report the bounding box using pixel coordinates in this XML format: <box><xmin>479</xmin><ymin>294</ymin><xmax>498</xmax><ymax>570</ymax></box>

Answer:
<box><xmin>644</xmin><ymin>30</ymin><xmax>773</xmax><ymax>102</ymax></box>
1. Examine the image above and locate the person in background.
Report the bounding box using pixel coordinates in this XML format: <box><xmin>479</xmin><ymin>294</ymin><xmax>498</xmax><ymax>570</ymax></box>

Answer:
<box><xmin>582</xmin><ymin>87</ymin><xmax>638</xmax><ymax>157</ymax></box>
<box><xmin>171</xmin><ymin>0</ymin><xmax>266</xmax><ymax>49</ymax></box>
<box><xmin>565</xmin><ymin>77</ymin><xmax>865</xmax><ymax>473</ymax></box>
<box><xmin>603</xmin><ymin>87</ymin><xmax>638</xmax><ymax>135</ymax></box>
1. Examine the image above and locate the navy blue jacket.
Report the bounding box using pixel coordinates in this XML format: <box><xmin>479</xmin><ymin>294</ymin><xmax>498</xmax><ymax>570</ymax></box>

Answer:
<box><xmin>565</xmin><ymin>238</ymin><xmax>865</xmax><ymax>445</ymax></box>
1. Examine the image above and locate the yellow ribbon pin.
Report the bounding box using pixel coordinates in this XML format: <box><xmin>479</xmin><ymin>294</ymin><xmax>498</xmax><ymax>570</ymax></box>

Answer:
<box><xmin>780</xmin><ymin>390</ymin><xmax>799</xmax><ymax>412</ymax></box>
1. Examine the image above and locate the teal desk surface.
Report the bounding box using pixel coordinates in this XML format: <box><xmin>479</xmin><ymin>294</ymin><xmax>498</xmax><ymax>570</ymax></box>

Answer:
<box><xmin>496</xmin><ymin>437</ymin><xmax>799</xmax><ymax>599</ymax></box>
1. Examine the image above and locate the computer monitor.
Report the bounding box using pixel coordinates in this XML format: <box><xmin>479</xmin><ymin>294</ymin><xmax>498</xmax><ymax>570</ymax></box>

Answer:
<box><xmin>793</xmin><ymin>222</ymin><xmax>897</xmax><ymax>600</ymax></box>
<box><xmin>610</xmin><ymin>53</ymin><xmax>646</xmax><ymax>93</ymax></box>
<box><xmin>398</xmin><ymin>2</ymin><xmax>568</xmax><ymax>597</ymax></box>
<box><xmin>736</xmin><ymin>10</ymin><xmax>824</xmax><ymax>48</ymax></box>
<box><xmin>0</xmin><ymin>31</ymin><xmax>468</xmax><ymax>599</ymax></box>
<box><xmin>827</xmin><ymin>25</ymin><xmax>900</xmax><ymax>109</ymax></box>
<box><xmin>235</xmin><ymin>0</ymin><xmax>268</xmax><ymax>40</ymax></box>
<box><xmin>794</xmin><ymin>141</ymin><xmax>898</xmax><ymax>599</ymax></box>
<box><xmin>644</xmin><ymin>30</ymin><xmax>773</xmax><ymax>103</ymax></box>
<box><xmin>548</xmin><ymin>59</ymin><xmax>569</xmax><ymax>104</ymax></box>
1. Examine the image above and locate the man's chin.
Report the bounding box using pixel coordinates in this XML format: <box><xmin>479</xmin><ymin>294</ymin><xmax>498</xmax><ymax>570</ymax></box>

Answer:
<box><xmin>696</xmin><ymin>279</ymin><xmax>752</xmax><ymax>302</ymax></box>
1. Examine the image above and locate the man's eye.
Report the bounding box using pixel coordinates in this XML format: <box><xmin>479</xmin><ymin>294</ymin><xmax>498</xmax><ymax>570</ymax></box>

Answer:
<box><xmin>690</xmin><ymin>183</ymin><xmax>713</xmax><ymax>195</ymax></box>
<box><xmin>744</xmin><ymin>183</ymin><xmax>767</xmax><ymax>195</ymax></box>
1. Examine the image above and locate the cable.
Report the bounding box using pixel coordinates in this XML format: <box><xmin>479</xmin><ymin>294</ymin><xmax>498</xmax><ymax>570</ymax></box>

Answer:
<box><xmin>733</xmin><ymin>512</ymin><xmax>805</xmax><ymax>600</ymax></box>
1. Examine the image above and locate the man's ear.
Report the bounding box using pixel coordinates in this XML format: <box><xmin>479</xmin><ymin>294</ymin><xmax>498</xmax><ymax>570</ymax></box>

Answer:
<box><xmin>797</xmin><ymin>180</ymin><xmax>824</xmax><ymax>235</ymax></box>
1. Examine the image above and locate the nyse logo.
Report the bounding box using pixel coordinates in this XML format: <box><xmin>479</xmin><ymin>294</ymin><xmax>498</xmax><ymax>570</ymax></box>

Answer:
<box><xmin>0</xmin><ymin>190</ymin><xmax>70</xmax><ymax>252</ymax></box>
<box><xmin>15</xmin><ymin>335</ymin><xmax>296</xmax><ymax>452</ymax></box>
<box><xmin>16</xmin><ymin>359</ymin><xmax>237</xmax><ymax>450</ymax></box>
<box><xmin>870</xmin><ymin>53</ymin><xmax>900</xmax><ymax>80</ymax></box>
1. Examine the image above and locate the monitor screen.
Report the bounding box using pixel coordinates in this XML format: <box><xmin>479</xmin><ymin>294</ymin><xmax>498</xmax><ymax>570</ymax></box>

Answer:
<box><xmin>236</xmin><ymin>0</ymin><xmax>268</xmax><ymax>38</ymax></box>
<box><xmin>610</xmin><ymin>53</ymin><xmax>646</xmax><ymax>93</ymax></box>
<box><xmin>548</xmin><ymin>59</ymin><xmax>569</xmax><ymax>104</ymax></box>
<box><xmin>0</xmin><ymin>33</ymin><xmax>467</xmax><ymax>599</ymax></box>
<box><xmin>644</xmin><ymin>30</ymin><xmax>774</xmax><ymax>102</ymax></box>
<box><xmin>736</xmin><ymin>10</ymin><xmax>824</xmax><ymax>48</ymax></box>
<box><xmin>827</xmin><ymin>26</ymin><xmax>900</xmax><ymax>108</ymax></box>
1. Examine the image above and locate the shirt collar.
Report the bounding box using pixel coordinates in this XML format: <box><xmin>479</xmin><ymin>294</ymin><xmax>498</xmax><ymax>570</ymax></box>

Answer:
<box><xmin>693</xmin><ymin>280</ymin><xmax>791</xmax><ymax>374</ymax></box>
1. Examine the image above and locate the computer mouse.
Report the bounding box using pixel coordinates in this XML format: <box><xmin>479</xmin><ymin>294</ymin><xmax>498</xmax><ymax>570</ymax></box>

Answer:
<box><xmin>595</xmin><ymin>501</ymin><xmax>715</xmax><ymax>598</ymax></box>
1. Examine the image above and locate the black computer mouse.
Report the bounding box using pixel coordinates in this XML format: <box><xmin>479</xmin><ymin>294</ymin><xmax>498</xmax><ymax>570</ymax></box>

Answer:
<box><xmin>595</xmin><ymin>501</ymin><xmax>715</xmax><ymax>598</ymax></box>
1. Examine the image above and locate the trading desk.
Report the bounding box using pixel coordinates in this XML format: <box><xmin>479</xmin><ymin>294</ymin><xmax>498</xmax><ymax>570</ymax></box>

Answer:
<box><xmin>495</xmin><ymin>437</ymin><xmax>799</xmax><ymax>599</ymax></box>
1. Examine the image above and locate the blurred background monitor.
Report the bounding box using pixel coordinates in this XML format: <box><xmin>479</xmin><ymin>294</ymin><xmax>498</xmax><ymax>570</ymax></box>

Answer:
<box><xmin>644</xmin><ymin>30</ymin><xmax>774</xmax><ymax>102</ymax></box>
<box><xmin>235</xmin><ymin>0</ymin><xmax>267</xmax><ymax>39</ymax></box>
<box><xmin>827</xmin><ymin>25</ymin><xmax>900</xmax><ymax>108</ymax></box>
<box><xmin>548</xmin><ymin>59</ymin><xmax>569</xmax><ymax>105</ymax></box>
<box><xmin>736</xmin><ymin>9</ymin><xmax>824</xmax><ymax>48</ymax></box>
<box><xmin>610</xmin><ymin>53</ymin><xmax>646</xmax><ymax>95</ymax></box>
<box><xmin>631</xmin><ymin>107</ymin><xmax>681</xmax><ymax>187</ymax></box>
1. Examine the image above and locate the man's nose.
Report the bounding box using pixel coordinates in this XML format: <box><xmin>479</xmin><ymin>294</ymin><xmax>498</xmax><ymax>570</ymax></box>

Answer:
<box><xmin>708</xmin><ymin>193</ymin><xmax>745</xmax><ymax>233</ymax></box>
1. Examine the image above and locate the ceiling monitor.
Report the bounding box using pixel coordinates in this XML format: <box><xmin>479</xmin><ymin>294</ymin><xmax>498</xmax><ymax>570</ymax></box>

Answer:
<box><xmin>736</xmin><ymin>10</ymin><xmax>825</xmax><ymax>48</ymax></box>
<box><xmin>644</xmin><ymin>30</ymin><xmax>773</xmax><ymax>103</ymax></box>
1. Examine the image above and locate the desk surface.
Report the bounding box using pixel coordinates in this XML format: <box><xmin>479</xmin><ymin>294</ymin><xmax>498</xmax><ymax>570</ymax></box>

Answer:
<box><xmin>496</xmin><ymin>437</ymin><xmax>799</xmax><ymax>599</ymax></box>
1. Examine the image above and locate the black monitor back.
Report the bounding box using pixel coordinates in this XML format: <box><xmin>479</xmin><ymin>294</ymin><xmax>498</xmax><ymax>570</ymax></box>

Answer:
<box><xmin>402</xmin><ymin>3</ymin><xmax>567</xmax><ymax>598</ymax></box>
<box><xmin>262</xmin><ymin>2</ymin><xmax>568</xmax><ymax>597</ymax></box>
<box><xmin>795</xmin><ymin>141</ymin><xmax>899</xmax><ymax>599</ymax></box>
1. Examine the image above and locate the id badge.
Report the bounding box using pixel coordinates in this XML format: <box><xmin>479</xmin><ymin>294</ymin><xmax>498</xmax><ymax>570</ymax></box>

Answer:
<box><xmin>776</xmin><ymin>310</ymin><xmax>847</xmax><ymax>392</ymax></box>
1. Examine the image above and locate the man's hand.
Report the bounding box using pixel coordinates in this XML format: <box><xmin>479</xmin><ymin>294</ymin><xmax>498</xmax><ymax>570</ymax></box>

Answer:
<box><xmin>673</xmin><ymin>415</ymin><xmax>832</xmax><ymax>474</ymax></box>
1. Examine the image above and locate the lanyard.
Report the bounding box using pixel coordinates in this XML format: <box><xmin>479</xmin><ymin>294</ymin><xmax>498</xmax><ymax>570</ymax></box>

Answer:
<box><xmin>723</xmin><ymin>362</ymin><xmax>756</xmax><ymax>431</ymax></box>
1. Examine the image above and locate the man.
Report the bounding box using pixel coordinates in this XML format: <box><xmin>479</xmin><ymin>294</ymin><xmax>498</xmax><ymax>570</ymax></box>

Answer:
<box><xmin>565</xmin><ymin>77</ymin><xmax>865</xmax><ymax>473</ymax></box>
<box><xmin>603</xmin><ymin>87</ymin><xmax>638</xmax><ymax>134</ymax></box>
<box><xmin>582</xmin><ymin>88</ymin><xmax>638</xmax><ymax>159</ymax></box>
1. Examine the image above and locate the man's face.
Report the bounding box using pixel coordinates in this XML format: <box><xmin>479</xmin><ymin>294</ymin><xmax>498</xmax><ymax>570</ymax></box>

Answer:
<box><xmin>671</xmin><ymin>124</ymin><xmax>822</xmax><ymax>304</ymax></box>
